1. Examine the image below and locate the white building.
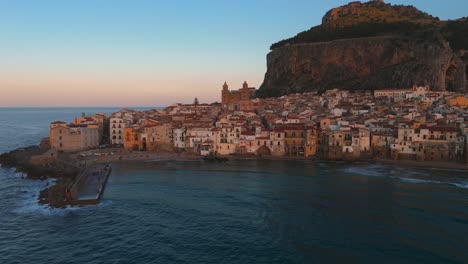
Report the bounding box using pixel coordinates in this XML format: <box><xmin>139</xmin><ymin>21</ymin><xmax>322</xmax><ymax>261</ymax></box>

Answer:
<box><xmin>186</xmin><ymin>126</ymin><xmax>212</xmax><ymax>153</ymax></box>
<box><xmin>110</xmin><ymin>117</ymin><xmax>127</xmax><ymax>145</ymax></box>
<box><xmin>173</xmin><ymin>128</ymin><xmax>186</xmax><ymax>150</ymax></box>
<box><xmin>374</xmin><ymin>89</ymin><xmax>411</xmax><ymax>99</ymax></box>
<box><xmin>406</xmin><ymin>85</ymin><xmax>430</xmax><ymax>99</ymax></box>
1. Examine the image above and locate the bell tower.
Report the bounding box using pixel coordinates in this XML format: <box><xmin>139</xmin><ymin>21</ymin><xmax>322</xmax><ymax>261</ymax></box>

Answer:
<box><xmin>241</xmin><ymin>81</ymin><xmax>250</xmax><ymax>101</ymax></box>
<box><xmin>222</xmin><ymin>82</ymin><xmax>230</xmax><ymax>105</ymax></box>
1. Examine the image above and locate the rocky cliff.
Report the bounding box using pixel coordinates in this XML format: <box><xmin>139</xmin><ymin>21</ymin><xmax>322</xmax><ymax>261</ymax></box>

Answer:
<box><xmin>258</xmin><ymin>0</ymin><xmax>468</xmax><ymax>97</ymax></box>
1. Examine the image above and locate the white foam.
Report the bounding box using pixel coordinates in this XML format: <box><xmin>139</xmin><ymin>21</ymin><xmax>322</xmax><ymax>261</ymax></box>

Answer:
<box><xmin>452</xmin><ymin>181</ymin><xmax>468</xmax><ymax>189</ymax></box>
<box><xmin>341</xmin><ymin>164</ymin><xmax>468</xmax><ymax>190</ymax></box>
<box><xmin>343</xmin><ymin>165</ymin><xmax>387</xmax><ymax>177</ymax></box>
<box><xmin>397</xmin><ymin>177</ymin><xmax>468</xmax><ymax>189</ymax></box>
<box><xmin>12</xmin><ymin>177</ymin><xmax>112</xmax><ymax>216</ymax></box>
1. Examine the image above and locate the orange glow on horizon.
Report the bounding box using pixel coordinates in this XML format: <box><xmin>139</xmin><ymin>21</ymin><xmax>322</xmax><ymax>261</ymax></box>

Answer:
<box><xmin>0</xmin><ymin>71</ymin><xmax>263</xmax><ymax>107</ymax></box>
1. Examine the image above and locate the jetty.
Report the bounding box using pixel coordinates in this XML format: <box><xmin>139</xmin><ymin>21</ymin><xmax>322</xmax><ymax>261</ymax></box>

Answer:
<box><xmin>66</xmin><ymin>164</ymin><xmax>111</xmax><ymax>206</ymax></box>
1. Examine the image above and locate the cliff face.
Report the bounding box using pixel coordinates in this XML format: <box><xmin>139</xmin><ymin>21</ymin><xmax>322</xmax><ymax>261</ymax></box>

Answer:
<box><xmin>258</xmin><ymin>0</ymin><xmax>468</xmax><ymax>97</ymax></box>
<box><xmin>259</xmin><ymin>37</ymin><xmax>466</xmax><ymax>97</ymax></box>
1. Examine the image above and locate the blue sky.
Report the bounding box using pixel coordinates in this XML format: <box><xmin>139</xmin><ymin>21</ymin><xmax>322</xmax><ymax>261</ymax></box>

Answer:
<box><xmin>0</xmin><ymin>0</ymin><xmax>466</xmax><ymax>107</ymax></box>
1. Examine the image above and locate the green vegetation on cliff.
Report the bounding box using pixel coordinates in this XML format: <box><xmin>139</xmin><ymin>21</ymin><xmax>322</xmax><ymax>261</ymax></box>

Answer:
<box><xmin>271</xmin><ymin>22</ymin><xmax>434</xmax><ymax>50</ymax></box>
<box><xmin>443</xmin><ymin>19</ymin><xmax>468</xmax><ymax>50</ymax></box>
<box><xmin>270</xmin><ymin>1</ymin><xmax>467</xmax><ymax>51</ymax></box>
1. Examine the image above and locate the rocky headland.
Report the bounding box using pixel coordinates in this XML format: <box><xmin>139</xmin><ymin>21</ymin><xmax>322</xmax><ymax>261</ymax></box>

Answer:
<box><xmin>0</xmin><ymin>146</ymin><xmax>79</xmax><ymax>208</ymax></box>
<box><xmin>258</xmin><ymin>0</ymin><xmax>468</xmax><ymax>97</ymax></box>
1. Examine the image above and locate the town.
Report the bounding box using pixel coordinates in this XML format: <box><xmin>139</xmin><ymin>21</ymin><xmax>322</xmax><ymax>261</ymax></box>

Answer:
<box><xmin>44</xmin><ymin>83</ymin><xmax>468</xmax><ymax>164</ymax></box>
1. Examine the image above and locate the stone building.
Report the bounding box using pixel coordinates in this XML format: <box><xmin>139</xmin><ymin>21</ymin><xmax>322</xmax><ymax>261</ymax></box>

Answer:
<box><xmin>221</xmin><ymin>81</ymin><xmax>256</xmax><ymax>111</ymax></box>
<box><xmin>49</xmin><ymin>121</ymin><xmax>99</xmax><ymax>152</ymax></box>
<box><xmin>123</xmin><ymin>126</ymin><xmax>141</xmax><ymax>151</ymax></box>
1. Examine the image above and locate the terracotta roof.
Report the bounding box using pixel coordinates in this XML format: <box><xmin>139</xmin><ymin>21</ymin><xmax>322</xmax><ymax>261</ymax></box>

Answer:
<box><xmin>422</xmin><ymin>126</ymin><xmax>458</xmax><ymax>132</ymax></box>
<box><xmin>69</xmin><ymin>124</ymin><xmax>88</xmax><ymax>128</ymax></box>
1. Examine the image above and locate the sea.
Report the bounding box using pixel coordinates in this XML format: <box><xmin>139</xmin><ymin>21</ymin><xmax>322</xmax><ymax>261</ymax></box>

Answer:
<box><xmin>0</xmin><ymin>107</ymin><xmax>467</xmax><ymax>264</ymax></box>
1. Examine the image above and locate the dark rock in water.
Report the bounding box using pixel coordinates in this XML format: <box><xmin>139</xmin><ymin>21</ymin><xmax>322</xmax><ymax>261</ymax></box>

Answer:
<box><xmin>203</xmin><ymin>155</ymin><xmax>229</xmax><ymax>162</ymax></box>
<box><xmin>0</xmin><ymin>145</ymin><xmax>79</xmax><ymax>208</ymax></box>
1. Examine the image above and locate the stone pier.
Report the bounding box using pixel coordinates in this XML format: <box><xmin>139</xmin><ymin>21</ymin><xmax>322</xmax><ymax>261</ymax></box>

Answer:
<box><xmin>66</xmin><ymin>164</ymin><xmax>111</xmax><ymax>206</ymax></box>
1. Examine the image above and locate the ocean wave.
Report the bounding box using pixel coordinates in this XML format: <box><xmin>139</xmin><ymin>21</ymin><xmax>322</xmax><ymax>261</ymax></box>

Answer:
<box><xmin>342</xmin><ymin>165</ymin><xmax>388</xmax><ymax>177</ymax></box>
<box><xmin>11</xmin><ymin>177</ymin><xmax>112</xmax><ymax>216</ymax></box>
<box><xmin>396</xmin><ymin>177</ymin><xmax>468</xmax><ymax>189</ymax></box>
<box><xmin>341</xmin><ymin>165</ymin><xmax>468</xmax><ymax>190</ymax></box>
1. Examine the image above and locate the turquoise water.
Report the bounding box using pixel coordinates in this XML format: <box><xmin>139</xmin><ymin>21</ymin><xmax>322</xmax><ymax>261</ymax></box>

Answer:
<box><xmin>1</xmin><ymin>108</ymin><xmax>468</xmax><ymax>263</ymax></box>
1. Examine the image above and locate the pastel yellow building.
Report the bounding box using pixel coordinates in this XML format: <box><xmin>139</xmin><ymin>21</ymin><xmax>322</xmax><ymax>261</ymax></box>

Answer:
<box><xmin>49</xmin><ymin>121</ymin><xmax>99</xmax><ymax>152</ymax></box>
<box><xmin>123</xmin><ymin>127</ymin><xmax>141</xmax><ymax>151</ymax></box>
<box><xmin>447</xmin><ymin>95</ymin><xmax>468</xmax><ymax>108</ymax></box>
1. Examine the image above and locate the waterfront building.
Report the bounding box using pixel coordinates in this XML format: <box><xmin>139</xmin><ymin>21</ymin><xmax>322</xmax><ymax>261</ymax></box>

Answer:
<box><xmin>212</xmin><ymin>125</ymin><xmax>241</xmax><ymax>155</ymax></box>
<box><xmin>123</xmin><ymin>126</ymin><xmax>141</xmax><ymax>151</ymax></box>
<box><xmin>49</xmin><ymin>121</ymin><xmax>99</xmax><ymax>152</ymax></box>
<box><xmin>173</xmin><ymin>127</ymin><xmax>186</xmax><ymax>150</ymax></box>
<box><xmin>305</xmin><ymin>126</ymin><xmax>319</xmax><ymax>157</ymax></box>
<box><xmin>185</xmin><ymin>125</ymin><xmax>212</xmax><ymax>154</ymax></box>
<box><xmin>281</xmin><ymin>125</ymin><xmax>307</xmax><ymax>157</ymax></box>
<box><xmin>148</xmin><ymin>123</ymin><xmax>174</xmax><ymax>152</ymax></box>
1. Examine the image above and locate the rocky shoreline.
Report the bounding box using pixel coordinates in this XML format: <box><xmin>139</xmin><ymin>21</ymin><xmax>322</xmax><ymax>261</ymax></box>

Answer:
<box><xmin>1</xmin><ymin>145</ymin><xmax>467</xmax><ymax>208</ymax></box>
<box><xmin>0</xmin><ymin>146</ymin><xmax>79</xmax><ymax>208</ymax></box>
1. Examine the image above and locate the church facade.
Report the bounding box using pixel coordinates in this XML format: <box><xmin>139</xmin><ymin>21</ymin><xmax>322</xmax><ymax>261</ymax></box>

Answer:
<box><xmin>221</xmin><ymin>81</ymin><xmax>256</xmax><ymax>111</ymax></box>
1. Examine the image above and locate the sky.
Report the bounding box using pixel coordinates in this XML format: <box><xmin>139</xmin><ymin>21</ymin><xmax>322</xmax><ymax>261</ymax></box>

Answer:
<box><xmin>0</xmin><ymin>0</ymin><xmax>466</xmax><ymax>107</ymax></box>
